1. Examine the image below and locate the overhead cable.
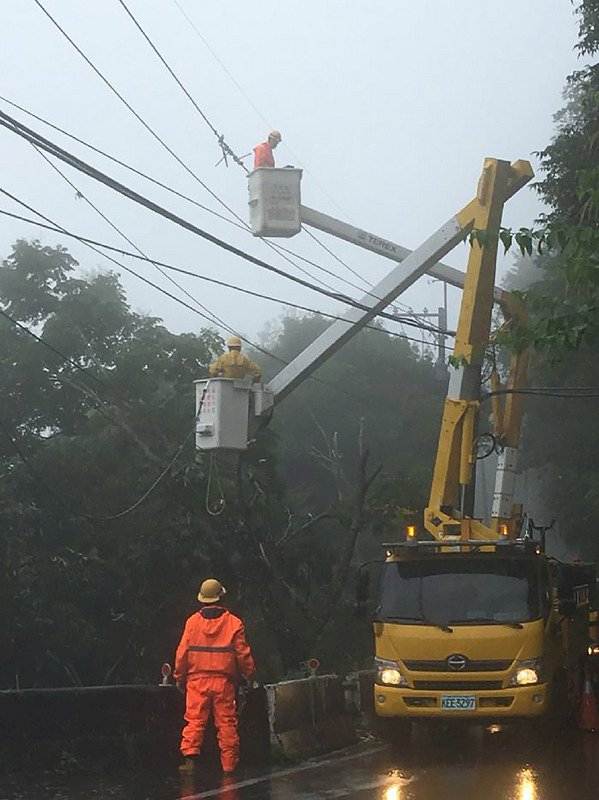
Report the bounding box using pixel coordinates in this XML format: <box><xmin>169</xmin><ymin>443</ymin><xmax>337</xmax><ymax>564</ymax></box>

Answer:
<box><xmin>0</xmin><ymin>109</ymin><xmax>451</xmax><ymax>336</ymax></box>
<box><xmin>117</xmin><ymin>0</ymin><xmax>248</xmax><ymax>171</ymax></box>
<box><xmin>481</xmin><ymin>387</ymin><xmax>599</xmax><ymax>400</ymax></box>
<box><xmin>0</xmin><ymin>186</ymin><xmax>278</xmax><ymax>360</ymax></box>
<box><xmin>0</xmin><ymin>385</ymin><xmax>209</xmax><ymax>521</ymax></box>
<box><xmin>0</xmin><ymin>205</ymin><xmax>450</xmax><ymax>347</ymax></box>
<box><xmin>115</xmin><ymin>3</ymin><xmax>415</xmax><ymax>315</ymax></box>
<box><xmin>168</xmin><ymin>0</ymin><xmax>357</xmax><ymax>223</ymax></box>
<box><xmin>31</xmin><ymin>0</ymin><xmax>250</xmax><ymax>231</ymax></box>
<box><xmin>32</xmin><ymin>145</ymin><xmax>232</xmax><ymax>335</ymax></box>
<box><xmin>0</xmin><ymin>306</ymin><xmax>108</xmax><ymax>390</ymax></box>
<box><xmin>0</xmin><ymin>95</ymin><xmax>427</xmax><ymax>320</ymax></box>
<box><xmin>29</xmin><ymin>3</ymin><xmax>362</xmax><ymax>302</ymax></box>
<box><xmin>0</xmin><ymin>93</ymin><xmax>244</xmax><ymax>228</ymax></box>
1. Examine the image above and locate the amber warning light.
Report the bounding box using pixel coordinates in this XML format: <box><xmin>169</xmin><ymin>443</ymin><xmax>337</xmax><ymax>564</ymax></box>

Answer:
<box><xmin>406</xmin><ymin>525</ymin><xmax>416</xmax><ymax>540</ymax></box>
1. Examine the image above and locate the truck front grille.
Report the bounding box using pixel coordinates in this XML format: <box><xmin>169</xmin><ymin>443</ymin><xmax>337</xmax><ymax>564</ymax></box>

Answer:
<box><xmin>412</xmin><ymin>680</ymin><xmax>503</xmax><ymax>691</ymax></box>
<box><xmin>404</xmin><ymin>659</ymin><xmax>511</xmax><ymax>673</ymax></box>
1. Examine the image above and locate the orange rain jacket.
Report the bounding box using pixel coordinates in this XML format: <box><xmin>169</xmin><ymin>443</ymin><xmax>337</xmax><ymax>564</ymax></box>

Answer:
<box><xmin>209</xmin><ymin>351</ymin><xmax>262</xmax><ymax>382</ymax></box>
<box><xmin>253</xmin><ymin>141</ymin><xmax>275</xmax><ymax>169</ymax></box>
<box><xmin>174</xmin><ymin>606</ymin><xmax>256</xmax><ymax>685</ymax></box>
<box><xmin>174</xmin><ymin>606</ymin><xmax>256</xmax><ymax>767</ymax></box>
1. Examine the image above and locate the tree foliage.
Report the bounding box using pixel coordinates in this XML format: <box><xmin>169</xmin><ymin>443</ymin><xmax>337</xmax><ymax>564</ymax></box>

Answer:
<box><xmin>479</xmin><ymin>1</ymin><xmax>599</xmax><ymax>351</ymax></box>
<box><xmin>0</xmin><ymin>241</ymin><xmax>445</xmax><ymax>688</ymax></box>
<box><xmin>499</xmin><ymin>0</ymin><xmax>599</xmax><ymax>558</ymax></box>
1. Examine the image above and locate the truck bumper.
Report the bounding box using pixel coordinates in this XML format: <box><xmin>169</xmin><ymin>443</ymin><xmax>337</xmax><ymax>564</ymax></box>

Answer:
<box><xmin>374</xmin><ymin>683</ymin><xmax>548</xmax><ymax>720</ymax></box>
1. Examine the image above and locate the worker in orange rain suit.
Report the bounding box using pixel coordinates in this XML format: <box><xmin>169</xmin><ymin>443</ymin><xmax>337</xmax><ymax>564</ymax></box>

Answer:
<box><xmin>253</xmin><ymin>130</ymin><xmax>282</xmax><ymax>169</ymax></box>
<box><xmin>209</xmin><ymin>336</ymin><xmax>262</xmax><ymax>382</ymax></box>
<box><xmin>174</xmin><ymin>578</ymin><xmax>256</xmax><ymax>775</ymax></box>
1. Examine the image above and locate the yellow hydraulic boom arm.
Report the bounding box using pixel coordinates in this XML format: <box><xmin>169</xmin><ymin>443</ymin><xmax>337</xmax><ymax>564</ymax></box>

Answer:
<box><xmin>424</xmin><ymin>158</ymin><xmax>533</xmax><ymax>542</ymax></box>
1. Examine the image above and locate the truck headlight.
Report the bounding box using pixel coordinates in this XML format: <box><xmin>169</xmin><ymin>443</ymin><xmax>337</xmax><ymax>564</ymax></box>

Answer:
<box><xmin>510</xmin><ymin>658</ymin><xmax>543</xmax><ymax>686</ymax></box>
<box><xmin>375</xmin><ymin>658</ymin><xmax>407</xmax><ymax>686</ymax></box>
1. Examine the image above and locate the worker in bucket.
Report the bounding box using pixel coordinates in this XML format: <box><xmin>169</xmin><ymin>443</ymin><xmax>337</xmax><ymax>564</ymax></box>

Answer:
<box><xmin>253</xmin><ymin>130</ymin><xmax>282</xmax><ymax>169</ymax></box>
<box><xmin>174</xmin><ymin>578</ymin><xmax>256</xmax><ymax>775</ymax></box>
<box><xmin>209</xmin><ymin>336</ymin><xmax>262</xmax><ymax>382</ymax></box>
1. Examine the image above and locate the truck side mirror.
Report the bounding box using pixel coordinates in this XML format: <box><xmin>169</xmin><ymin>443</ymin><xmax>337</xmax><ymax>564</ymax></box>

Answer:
<box><xmin>354</xmin><ymin>569</ymin><xmax>370</xmax><ymax>619</ymax></box>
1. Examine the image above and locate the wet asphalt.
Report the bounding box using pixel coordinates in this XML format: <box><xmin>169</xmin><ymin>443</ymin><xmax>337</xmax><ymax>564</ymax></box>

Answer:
<box><xmin>3</xmin><ymin>726</ymin><xmax>599</xmax><ymax>800</ymax></box>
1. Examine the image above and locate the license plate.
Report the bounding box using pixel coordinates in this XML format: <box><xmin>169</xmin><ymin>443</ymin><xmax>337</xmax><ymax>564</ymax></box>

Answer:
<box><xmin>441</xmin><ymin>694</ymin><xmax>476</xmax><ymax>711</ymax></box>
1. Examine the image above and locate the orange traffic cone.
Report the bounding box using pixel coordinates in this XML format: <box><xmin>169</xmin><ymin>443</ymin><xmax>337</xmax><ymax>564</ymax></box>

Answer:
<box><xmin>579</xmin><ymin>672</ymin><xmax>599</xmax><ymax>731</ymax></box>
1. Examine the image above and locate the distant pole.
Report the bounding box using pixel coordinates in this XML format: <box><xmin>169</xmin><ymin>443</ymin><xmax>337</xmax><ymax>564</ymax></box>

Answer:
<box><xmin>437</xmin><ymin>281</ymin><xmax>448</xmax><ymax>366</ymax></box>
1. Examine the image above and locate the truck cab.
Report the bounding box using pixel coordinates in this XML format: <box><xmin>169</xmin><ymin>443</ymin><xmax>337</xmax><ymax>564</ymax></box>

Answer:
<box><xmin>372</xmin><ymin>540</ymin><xmax>593</xmax><ymax>726</ymax></box>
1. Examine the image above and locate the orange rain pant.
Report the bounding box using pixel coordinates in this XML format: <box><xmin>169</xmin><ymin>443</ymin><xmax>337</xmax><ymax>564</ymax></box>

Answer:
<box><xmin>181</xmin><ymin>675</ymin><xmax>239</xmax><ymax>771</ymax></box>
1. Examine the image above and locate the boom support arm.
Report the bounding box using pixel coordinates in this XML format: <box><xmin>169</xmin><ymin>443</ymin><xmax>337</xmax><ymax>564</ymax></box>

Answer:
<box><xmin>263</xmin><ymin>160</ymin><xmax>532</xmax><ymax>408</ymax></box>
<box><xmin>424</xmin><ymin>159</ymin><xmax>533</xmax><ymax>542</ymax></box>
<box><xmin>300</xmin><ymin>205</ymin><xmax>507</xmax><ymax>302</ymax></box>
<box><xmin>265</xmin><ymin>217</ymin><xmax>468</xmax><ymax>404</ymax></box>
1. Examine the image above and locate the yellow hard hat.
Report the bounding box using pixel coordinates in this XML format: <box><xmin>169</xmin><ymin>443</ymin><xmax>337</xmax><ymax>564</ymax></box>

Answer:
<box><xmin>268</xmin><ymin>130</ymin><xmax>282</xmax><ymax>142</ymax></box>
<box><xmin>227</xmin><ymin>335</ymin><xmax>242</xmax><ymax>348</ymax></box>
<box><xmin>198</xmin><ymin>578</ymin><xmax>226</xmax><ymax>604</ymax></box>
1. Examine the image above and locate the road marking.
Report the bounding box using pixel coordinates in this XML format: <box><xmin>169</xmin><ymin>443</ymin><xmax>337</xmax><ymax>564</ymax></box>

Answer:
<box><xmin>179</xmin><ymin>745</ymin><xmax>387</xmax><ymax>799</ymax></box>
<box><xmin>322</xmin><ymin>774</ymin><xmax>415</xmax><ymax>798</ymax></box>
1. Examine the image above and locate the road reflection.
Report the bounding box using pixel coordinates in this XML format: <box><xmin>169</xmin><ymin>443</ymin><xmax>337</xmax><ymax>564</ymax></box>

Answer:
<box><xmin>378</xmin><ymin>724</ymin><xmax>599</xmax><ymax>800</ymax></box>
<box><xmin>4</xmin><ymin>728</ymin><xmax>599</xmax><ymax>800</ymax></box>
<box><xmin>513</xmin><ymin>766</ymin><xmax>537</xmax><ymax>800</ymax></box>
<box><xmin>172</xmin><ymin>730</ymin><xmax>599</xmax><ymax>800</ymax></box>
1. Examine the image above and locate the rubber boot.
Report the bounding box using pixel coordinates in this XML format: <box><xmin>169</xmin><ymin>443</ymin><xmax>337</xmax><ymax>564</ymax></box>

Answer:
<box><xmin>179</xmin><ymin>756</ymin><xmax>199</xmax><ymax>774</ymax></box>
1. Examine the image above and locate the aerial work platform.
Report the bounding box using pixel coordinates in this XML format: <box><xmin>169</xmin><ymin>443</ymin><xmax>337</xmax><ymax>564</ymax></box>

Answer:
<box><xmin>196</xmin><ymin>159</ymin><xmax>533</xmax><ymax>471</ymax></box>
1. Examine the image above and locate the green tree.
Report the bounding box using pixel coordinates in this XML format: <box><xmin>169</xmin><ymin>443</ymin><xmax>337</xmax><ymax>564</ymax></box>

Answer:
<box><xmin>498</xmin><ymin>0</ymin><xmax>599</xmax><ymax>557</ymax></box>
<box><xmin>493</xmin><ymin>1</ymin><xmax>599</xmax><ymax>351</ymax></box>
<box><xmin>0</xmin><ymin>241</ymin><xmax>445</xmax><ymax>686</ymax></box>
<box><xmin>0</xmin><ymin>239</ymin><xmax>224</xmax><ymax>688</ymax></box>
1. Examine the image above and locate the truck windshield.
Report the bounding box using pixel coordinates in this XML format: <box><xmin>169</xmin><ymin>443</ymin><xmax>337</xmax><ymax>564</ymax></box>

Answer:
<box><xmin>378</xmin><ymin>557</ymin><xmax>539</xmax><ymax>626</ymax></box>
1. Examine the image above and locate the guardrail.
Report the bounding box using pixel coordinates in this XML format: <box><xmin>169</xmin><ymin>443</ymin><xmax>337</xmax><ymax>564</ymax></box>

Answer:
<box><xmin>0</xmin><ymin>673</ymin><xmax>358</xmax><ymax>772</ymax></box>
<box><xmin>265</xmin><ymin>674</ymin><xmax>357</xmax><ymax>759</ymax></box>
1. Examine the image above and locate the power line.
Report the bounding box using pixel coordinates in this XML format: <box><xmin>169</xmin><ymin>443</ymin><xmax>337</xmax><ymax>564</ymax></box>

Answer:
<box><xmin>0</xmin><ymin>388</ymin><xmax>207</xmax><ymax>522</ymax></box>
<box><xmin>168</xmin><ymin>0</ymin><xmax>357</xmax><ymax>223</ymax></box>
<box><xmin>0</xmin><ymin>93</ymin><xmax>244</xmax><ymax>229</ymax></box>
<box><xmin>117</xmin><ymin>0</ymin><xmax>247</xmax><ymax>171</ymax></box>
<box><xmin>32</xmin><ymin>144</ymin><xmax>232</xmax><ymax>336</ymax></box>
<box><xmin>31</xmin><ymin>0</ymin><xmax>249</xmax><ymax>233</ymax></box>
<box><xmin>170</xmin><ymin>0</ymin><xmax>272</xmax><ymax>131</ymax></box>
<box><xmin>0</xmin><ymin>95</ymin><xmax>423</xmax><ymax>320</ymax></box>
<box><xmin>0</xmin><ymin>305</ymin><xmax>107</xmax><ymax>389</ymax></box>
<box><xmin>116</xmin><ymin>2</ymin><xmax>416</xmax><ymax>318</ymax></box>
<box><xmin>0</xmin><ymin>206</ymin><xmax>450</xmax><ymax>348</ymax></box>
<box><xmin>0</xmin><ymin>190</ymin><xmax>375</xmax><ymax>406</ymax></box>
<box><xmin>29</xmin><ymin>1</ymin><xmax>360</xmax><ymax>303</ymax></box>
<box><xmin>0</xmin><ymin>185</ymin><xmax>277</xmax><ymax>360</ymax></box>
<box><xmin>301</xmin><ymin>226</ymin><xmax>414</xmax><ymax>318</ymax></box>
<box><xmin>0</xmin><ymin>109</ymin><xmax>451</xmax><ymax>336</ymax></box>
<box><xmin>481</xmin><ymin>387</ymin><xmax>599</xmax><ymax>400</ymax></box>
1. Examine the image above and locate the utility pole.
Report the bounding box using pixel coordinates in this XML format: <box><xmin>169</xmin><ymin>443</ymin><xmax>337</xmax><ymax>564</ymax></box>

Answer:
<box><xmin>397</xmin><ymin>295</ymin><xmax>449</xmax><ymax>378</ymax></box>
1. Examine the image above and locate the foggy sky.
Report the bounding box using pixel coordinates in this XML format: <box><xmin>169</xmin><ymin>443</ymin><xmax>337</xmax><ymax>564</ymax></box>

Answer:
<box><xmin>0</xmin><ymin>0</ymin><xmax>583</xmax><ymax>348</ymax></box>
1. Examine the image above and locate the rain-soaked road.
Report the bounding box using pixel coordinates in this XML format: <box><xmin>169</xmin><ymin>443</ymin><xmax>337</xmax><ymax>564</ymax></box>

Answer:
<box><xmin>4</xmin><ymin>726</ymin><xmax>599</xmax><ymax>800</ymax></box>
